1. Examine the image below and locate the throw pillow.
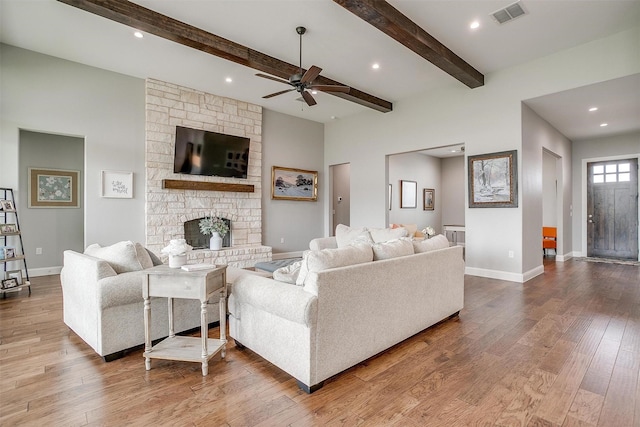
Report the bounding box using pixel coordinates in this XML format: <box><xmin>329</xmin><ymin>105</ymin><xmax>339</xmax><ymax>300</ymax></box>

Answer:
<box><xmin>372</xmin><ymin>238</ymin><xmax>415</xmax><ymax>260</ymax></box>
<box><xmin>273</xmin><ymin>260</ymin><xmax>303</xmax><ymax>285</ymax></box>
<box><xmin>84</xmin><ymin>241</ymin><xmax>144</xmax><ymax>274</ymax></box>
<box><xmin>134</xmin><ymin>243</ymin><xmax>154</xmax><ymax>269</ymax></box>
<box><xmin>335</xmin><ymin>224</ymin><xmax>373</xmax><ymax>248</ymax></box>
<box><xmin>296</xmin><ymin>243</ymin><xmax>373</xmax><ymax>286</ymax></box>
<box><xmin>412</xmin><ymin>234</ymin><xmax>450</xmax><ymax>253</ymax></box>
<box><xmin>368</xmin><ymin>227</ymin><xmax>408</xmax><ymax>243</ymax></box>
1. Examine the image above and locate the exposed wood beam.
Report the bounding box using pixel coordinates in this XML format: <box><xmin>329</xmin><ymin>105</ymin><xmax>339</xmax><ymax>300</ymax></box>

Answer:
<box><xmin>56</xmin><ymin>0</ymin><xmax>393</xmax><ymax>113</ymax></box>
<box><xmin>333</xmin><ymin>0</ymin><xmax>484</xmax><ymax>89</ymax></box>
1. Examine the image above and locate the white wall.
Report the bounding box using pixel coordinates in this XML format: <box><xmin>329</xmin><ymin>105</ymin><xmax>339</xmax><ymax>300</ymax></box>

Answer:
<box><xmin>571</xmin><ymin>131</ymin><xmax>640</xmax><ymax>255</ymax></box>
<box><xmin>262</xmin><ymin>109</ymin><xmax>324</xmax><ymax>253</ymax></box>
<box><xmin>331</xmin><ymin>163</ymin><xmax>351</xmax><ymax>233</ymax></box>
<box><xmin>1</xmin><ymin>44</ymin><xmax>146</xmax><ymax>249</ymax></box>
<box><xmin>388</xmin><ymin>152</ymin><xmax>441</xmax><ymax>232</ymax></box>
<box><xmin>324</xmin><ymin>28</ymin><xmax>639</xmax><ymax>281</ymax></box>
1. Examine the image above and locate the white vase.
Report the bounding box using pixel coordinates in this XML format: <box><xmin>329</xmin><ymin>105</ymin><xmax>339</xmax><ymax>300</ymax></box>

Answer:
<box><xmin>168</xmin><ymin>254</ymin><xmax>186</xmax><ymax>268</ymax></box>
<box><xmin>209</xmin><ymin>232</ymin><xmax>223</xmax><ymax>250</ymax></box>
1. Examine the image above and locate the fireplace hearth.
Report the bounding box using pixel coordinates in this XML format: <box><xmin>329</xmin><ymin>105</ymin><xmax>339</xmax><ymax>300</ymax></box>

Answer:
<box><xmin>184</xmin><ymin>218</ymin><xmax>231</xmax><ymax>249</ymax></box>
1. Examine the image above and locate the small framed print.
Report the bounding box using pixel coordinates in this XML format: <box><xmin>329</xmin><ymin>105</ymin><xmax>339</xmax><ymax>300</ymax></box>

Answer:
<box><xmin>400</xmin><ymin>180</ymin><xmax>417</xmax><ymax>208</ymax></box>
<box><xmin>0</xmin><ymin>224</ymin><xmax>17</xmax><ymax>234</ymax></box>
<box><xmin>423</xmin><ymin>188</ymin><xmax>435</xmax><ymax>211</ymax></box>
<box><xmin>0</xmin><ymin>199</ymin><xmax>15</xmax><ymax>212</ymax></box>
<box><xmin>2</xmin><ymin>278</ymin><xmax>19</xmax><ymax>289</ymax></box>
<box><xmin>101</xmin><ymin>170</ymin><xmax>133</xmax><ymax>198</ymax></box>
<box><xmin>29</xmin><ymin>168</ymin><xmax>80</xmax><ymax>208</ymax></box>
<box><xmin>4</xmin><ymin>247</ymin><xmax>15</xmax><ymax>259</ymax></box>
<box><xmin>5</xmin><ymin>270</ymin><xmax>23</xmax><ymax>286</ymax></box>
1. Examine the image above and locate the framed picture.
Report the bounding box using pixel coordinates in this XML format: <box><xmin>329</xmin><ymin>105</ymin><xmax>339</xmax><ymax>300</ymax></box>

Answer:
<box><xmin>101</xmin><ymin>171</ymin><xmax>134</xmax><ymax>198</ymax></box>
<box><xmin>0</xmin><ymin>224</ymin><xmax>17</xmax><ymax>234</ymax></box>
<box><xmin>5</xmin><ymin>247</ymin><xmax>15</xmax><ymax>259</ymax></box>
<box><xmin>29</xmin><ymin>168</ymin><xmax>80</xmax><ymax>208</ymax></box>
<box><xmin>400</xmin><ymin>180</ymin><xmax>417</xmax><ymax>208</ymax></box>
<box><xmin>388</xmin><ymin>184</ymin><xmax>392</xmax><ymax>210</ymax></box>
<box><xmin>423</xmin><ymin>188</ymin><xmax>435</xmax><ymax>211</ymax></box>
<box><xmin>0</xmin><ymin>199</ymin><xmax>15</xmax><ymax>212</ymax></box>
<box><xmin>5</xmin><ymin>270</ymin><xmax>23</xmax><ymax>286</ymax></box>
<box><xmin>271</xmin><ymin>166</ymin><xmax>318</xmax><ymax>201</ymax></box>
<box><xmin>468</xmin><ymin>150</ymin><xmax>518</xmax><ymax>208</ymax></box>
<box><xmin>2</xmin><ymin>278</ymin><xmax>19</xmax><ymax>289</ymax></box>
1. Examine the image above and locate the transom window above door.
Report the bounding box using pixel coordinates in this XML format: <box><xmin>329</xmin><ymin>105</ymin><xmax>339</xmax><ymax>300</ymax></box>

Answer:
<box><xmin>592</xmin><ymin>162</ymin><xmax>631</xmax><ymax>183</ymax></box>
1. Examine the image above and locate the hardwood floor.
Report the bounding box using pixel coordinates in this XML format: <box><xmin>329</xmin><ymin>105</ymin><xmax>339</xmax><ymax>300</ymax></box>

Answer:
<box><xmin>1</xmin><ymin>259</ymin><xmax>638</xmax><ymax>426</ymax></box>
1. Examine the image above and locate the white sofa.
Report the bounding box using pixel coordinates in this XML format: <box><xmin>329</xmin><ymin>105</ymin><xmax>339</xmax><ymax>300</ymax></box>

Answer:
<box><xmin>228</xmin><ymin>232</ymin><xmax>464</xmax><ymax>392</ymax></box>
<box><xmin>61</xmin><ymin>241</ymin><xmax>224</xmax><ymax>361</ymax></box>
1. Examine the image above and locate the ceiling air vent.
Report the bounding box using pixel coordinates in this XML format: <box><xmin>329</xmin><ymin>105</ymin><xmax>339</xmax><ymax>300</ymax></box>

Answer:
<box><xmin>490</xmin><ymin>1</ymin><xmax>527</xmax><ymax>24</ymax></box>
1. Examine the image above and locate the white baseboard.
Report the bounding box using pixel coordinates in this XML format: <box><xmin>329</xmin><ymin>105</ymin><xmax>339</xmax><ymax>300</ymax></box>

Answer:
<box><xmin>272</xmin><ymin>251</ymin><xmax>303</xmax><ymax>260</ymax></box>
<box><xmin>523</xmin><ymin>265</ymin><xmax>545</xmax><ymax>282</ymax></box>
<box><xmin>556</xmin><ymin>252</ymin><xmax>573</xmax><ymax>262</ymax></box>
<box><xmin>28</xmin><ymin>266</ymin><xmax>62</xmax><ymax>277</ymax></box>
<box><xmin>465</xmin><ymin>266</ymin><xmax>525</xmax><ymax>283</ymax></box>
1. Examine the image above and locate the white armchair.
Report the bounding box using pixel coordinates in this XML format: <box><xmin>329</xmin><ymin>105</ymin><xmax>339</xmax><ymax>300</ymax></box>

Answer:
<box><xmin>61</xmin><ymin>241</ymin><xmax>222</xmax><ymax>361</ymax></box>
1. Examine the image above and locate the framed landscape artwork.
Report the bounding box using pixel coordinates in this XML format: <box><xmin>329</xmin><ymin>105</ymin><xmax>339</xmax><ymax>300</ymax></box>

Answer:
<box><xmin>468</xmin><ymin>150</ymin><xmax>518</xmax><ymax>208</ymax></box>
<box><xmin>29</xmin><ymin>168</ymin><xmax>80</xmax><ymax>208</ymax></box>
<box><xmin>271</xmin><ymin>166</ymin><xmax>318</xmax><ymax>201</ymax></box>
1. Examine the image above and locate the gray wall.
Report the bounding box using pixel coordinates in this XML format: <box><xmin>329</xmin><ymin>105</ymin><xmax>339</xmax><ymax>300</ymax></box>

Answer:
<box><xmin>324</xmin><ymin>28</ymin><xmax>637</xmax><ymax>281</ymax></box>
<box><xmin>542</xmin><ymin>150</ymin><xmax>558</xmax><ymax>228</ymax></box>
<box><xmin>18</xmin><ymin>131</ymin><xmax>84</xmax><ymax>272</ymax></box>
<box><xmin>261</xmin><ymin>109</ymin><xmax>324</xmax><ymax>253</ymax></box>
<box><xmin>441</xmin><ymin>156</ymin><xmax>465</xmax><ymax>227</ymax></box>
<box><xmin>571</xmin><ymin>131</ymin><xmax>640</xmax><ymax>255</ymax></box>
<box><xmin>388</xmin><ymin>152</ymin><xmax>441</xmax><ymax>232</ymax></box>
<box><xmin>1</xmin><ymin>44</ymin><xmax>146</xmax><ymax>255</ymax></box>
<box><xmin>331</xmin><ymin>163</ymin><xmax>351</xmax><ymax>233</ymax></box>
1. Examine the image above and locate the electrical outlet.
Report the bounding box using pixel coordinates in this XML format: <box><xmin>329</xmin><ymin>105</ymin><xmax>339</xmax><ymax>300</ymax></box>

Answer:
<box><xmin>36</xmin><ymin>247</ymin><xmax>43</xmax><ymax>255</ymax></box>
<box><xmin>280</xmin><ymin>238</ymin><xmax>285</xmax><ymax>244</ymax></box>
<box><xmin>508</xmin><ymin>250</ymin><xmax>514</xmax><ymax>258</ymax></box>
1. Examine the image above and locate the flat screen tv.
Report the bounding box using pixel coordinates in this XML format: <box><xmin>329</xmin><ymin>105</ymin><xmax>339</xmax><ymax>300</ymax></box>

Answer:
<box><xmin>173</xmin><ymin>126</ymin><xmax>250</xmax><ymax>179</ymax></box>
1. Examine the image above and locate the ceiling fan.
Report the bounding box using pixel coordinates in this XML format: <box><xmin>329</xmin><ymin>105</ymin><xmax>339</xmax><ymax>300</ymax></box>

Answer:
<box><xmin>256</xmin><ymin>27</ymin><xmax>350</xmax><ymax>106</ymax></box>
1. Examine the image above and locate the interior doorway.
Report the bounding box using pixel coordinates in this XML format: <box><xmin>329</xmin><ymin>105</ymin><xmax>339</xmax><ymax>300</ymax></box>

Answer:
<box><xmin>330</xmin><ymin>163</ymin><xmax>350</xmax><ymax>235</ymax></box>
<box><xmin>542</xmin><ymin>150</ymin><xmax>560</xmax><ymax>259</ymax></box>
<box><xmin>587</xmin><ymin>158</ymin><xmax>639</xmax><ymax>260</ymax></box>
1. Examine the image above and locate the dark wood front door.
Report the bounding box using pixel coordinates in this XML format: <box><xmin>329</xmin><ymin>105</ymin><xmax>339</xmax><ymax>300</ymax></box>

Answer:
<box><xmin>587</xmin><ymin>158</ymin><xmax>638</xmax><ymax>259</ymax></box>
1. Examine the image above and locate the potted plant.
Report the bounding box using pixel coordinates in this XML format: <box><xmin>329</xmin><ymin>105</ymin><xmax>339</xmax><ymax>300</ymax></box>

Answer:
<box><xmin>199</xmin><ymin>215</ymin><xmax>229</xmax><ymax>250</ymax></box>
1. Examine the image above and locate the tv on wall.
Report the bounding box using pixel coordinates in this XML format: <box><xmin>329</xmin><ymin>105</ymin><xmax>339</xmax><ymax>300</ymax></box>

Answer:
<box><xmin>173</xmin><ymin>126</ymin><xmax>250</xmax><ymax>179</ymax></box>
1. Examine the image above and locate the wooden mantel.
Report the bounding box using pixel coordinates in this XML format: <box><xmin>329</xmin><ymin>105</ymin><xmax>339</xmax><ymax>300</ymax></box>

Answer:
<box><xmin>162</xmin><ymin>179</ymin><xmax>254</xmax><ymax>193</ymax></box>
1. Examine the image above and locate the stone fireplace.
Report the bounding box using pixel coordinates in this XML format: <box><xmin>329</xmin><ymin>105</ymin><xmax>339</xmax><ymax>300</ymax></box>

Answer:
<box><xmin>144</xmin><ymin>78</ymin><xmax>271</xmax><ymax>267</ymax></box>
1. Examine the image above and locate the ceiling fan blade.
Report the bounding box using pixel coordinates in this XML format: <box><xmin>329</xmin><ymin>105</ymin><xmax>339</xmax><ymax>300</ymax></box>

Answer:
<box><xmin>300</xmin><ymin>65</ymin><xmax>322</xmax><ymax>84</ymax></box>
<box><xmin>301</xmin><ymin>90</ymin><xmax>317</xmax><ymax>106</ymax></box>
<box><xmin>263</xmin><ymin>88</ymin><xmax>295</xmax><ymax>99</ymax></box>
<box><xmin>310</xmin><ymin>85</ymin><xmax>350</xmax><ymax>93</ymax></box>
<box><xmin>256</xmin><ymin>73</ymin><xmax>290</xmax><ymax>85</ymax></box>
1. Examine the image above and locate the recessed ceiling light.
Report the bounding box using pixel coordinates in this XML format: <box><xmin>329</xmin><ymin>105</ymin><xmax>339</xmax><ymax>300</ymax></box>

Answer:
<box><xmin>225</xmin><ymin>77</ymin><xmax>233</xmax><ymax>83</ymax></box>
<box><xmin>311</xmin><ymin>90</ymin><xmax>318</xmax><ymax>95</ymax></box>
<box><xmin>372</xmin><ymin>63</ymin><xmax>380</xmax><ymax>70</ymax></box>
<box><xmin>470</xmin><ymin>21</ymin><xmax>480</xmax><ymax>29</ymax></box>
<box><xmin>600</xmin><ymin>123</ymin><xmax>608</xmax><ymax>127</ymax></box>
<box><xmin>589</xmin><ymin>107</ymin><xmax>598</xmax><ymax>112</ymax></box>
<box><xmin>134</xmin><ymin>31</ymin><xmax>144</xmax><ymax>38</ymax></box>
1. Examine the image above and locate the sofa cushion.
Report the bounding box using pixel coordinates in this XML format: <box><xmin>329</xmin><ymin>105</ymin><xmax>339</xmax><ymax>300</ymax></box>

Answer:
<box><xmin>296</xmin><ymin>243</ymin><xmax>373</xmax><ymax>286</ymax></box>
<box><xmin>368</xmin><ymin>227</ymin><xmax>408</xmax><ymax>243</ymax></box>
<box><xmin>412</xmin><ymin>234</ymin><xmax>450</xmax><ymax>253</ymax></box>
<box><xmin>372</xmin><ymin>238</ymin><xmax>414</xmax><ymax>260</ymax></box>
<box><xmin>134</xmin><ymin>243</ymin><xmax>154</xmax><ymax>269</ymax></box>
<box><xmin>84</xmin><ymin>241</ymin><xmax>144</xmax><ymax>274</ymax></box>
<box><xmin>335</xmin><ymin>224</ymin><xmax>373</xmax><ymax>248</ymax></box>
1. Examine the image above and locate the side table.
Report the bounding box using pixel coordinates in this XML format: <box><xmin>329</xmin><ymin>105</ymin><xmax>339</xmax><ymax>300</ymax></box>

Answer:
<box><xmin>142</xmin><ymin>264</ymin><xmax>227</xmax><ymax>376</ymax></box>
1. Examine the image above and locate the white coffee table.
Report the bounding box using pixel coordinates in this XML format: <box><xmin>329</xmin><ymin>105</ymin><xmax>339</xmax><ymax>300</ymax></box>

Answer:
<box><xmin>142</xmin><ymin>264</ymin><xmax>227</xmax><ymax>376</ymax></box>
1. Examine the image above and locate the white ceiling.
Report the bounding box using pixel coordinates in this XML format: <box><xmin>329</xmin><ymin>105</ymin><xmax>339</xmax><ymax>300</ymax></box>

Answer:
<box><xmin>1</xmin><ymin>0</ymin><xmax>639</xmax><ymax>143</ymax></box>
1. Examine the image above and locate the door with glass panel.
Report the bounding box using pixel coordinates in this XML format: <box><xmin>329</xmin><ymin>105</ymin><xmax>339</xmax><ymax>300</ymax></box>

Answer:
<box><xmin>587</xmin><ymin>159</ymin><xmax>638</xmax><ymax>259</ymax></box>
